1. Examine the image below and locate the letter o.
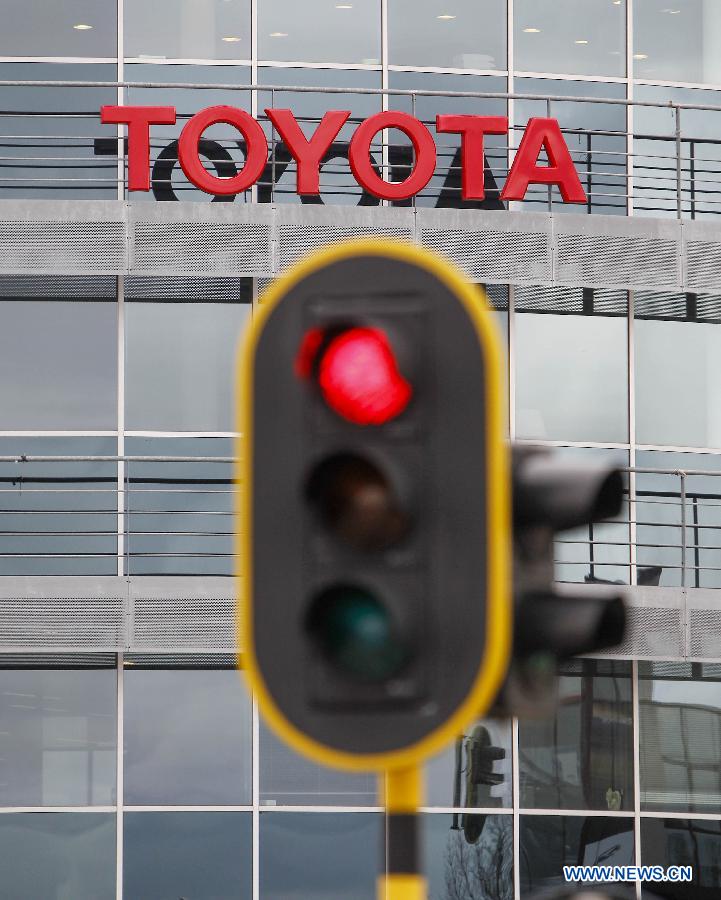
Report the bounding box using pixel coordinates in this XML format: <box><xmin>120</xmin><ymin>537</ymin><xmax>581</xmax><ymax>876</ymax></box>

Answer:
<box><xmin>349</xmin><ymin>111</ymin><xmax>436</xmax><ymax>201</ymax></box>
<box><xmin>179</xmin><ymin>105</ymin><xmax>268</xmax><ymax>195</ymax></box>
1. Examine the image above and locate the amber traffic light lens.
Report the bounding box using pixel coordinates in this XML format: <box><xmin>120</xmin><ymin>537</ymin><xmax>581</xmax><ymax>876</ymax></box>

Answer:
<box><xmin>306</xmin><ymin>454</ymin><xmax>409</xmax><ymax>551</ymax></box>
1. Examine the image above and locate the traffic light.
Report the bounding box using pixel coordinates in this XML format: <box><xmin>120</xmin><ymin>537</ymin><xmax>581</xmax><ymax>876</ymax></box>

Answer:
<box><xmin>492</xmin><ymin>446</ymin><xmax>627</xmax><ymax>718</ymax></box>
<box><xmin>237</xmin><ymin>238</ymin><xmax>511</xmax><ymax>900</ymax></box>
<box><xmin>461</xmin><ymin>725</ymin><xmax>505</xmax><ymax>844</ymax></box>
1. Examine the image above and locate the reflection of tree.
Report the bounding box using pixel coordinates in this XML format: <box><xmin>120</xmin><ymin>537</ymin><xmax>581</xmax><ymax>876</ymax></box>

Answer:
<box><xmin>440</xmin><ymin>818</ymin><xmax>514</xmax><ymax>900</ymax></box>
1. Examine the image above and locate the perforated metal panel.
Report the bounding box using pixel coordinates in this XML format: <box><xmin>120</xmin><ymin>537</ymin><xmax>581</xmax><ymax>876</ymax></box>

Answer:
<box><xmin>686</xmin><ymin>241</ymin><xmax>721</xmax><ymax>292</ymax></box>
<box><xmin>0</xmin><ymin>598</ymin><xmax>124</xmax><ymax>650</ymax></box>
<box><xmin>133</xmin><ymin>222</ymin><xmax>272</xmax><ymax>276</ymax></box>
<box><xmin>0</xmin><ymin>220</ymin><xmax>125</xmax><ymax>274</ymax></box>
<box><xmin>556</xmin><ymin>233</ymin><xmax>679</xmax><ymax>289</ymax></box>
<box><xmin>128</xmin><ymin>577</ymin><xmax>238</xmax><ymax>652</ymax></box>
<box><xmin>606</xmin><ymin>605</ymin><xmax>683</xmax><ymax>658</ymax></box>
<box><xmin>278</xmin><ymin>225</ymin><xmax>413</xmax><ymax>272</ymax></box>
<box><xmin>422</xmin><ymin>228</ymin><xmax>550</xmax><ymax>283</ymax></box>
<box><xmin>689</xmin><ymin>609</ymin><xmax>721</xmax><ymax>658</ymax></box>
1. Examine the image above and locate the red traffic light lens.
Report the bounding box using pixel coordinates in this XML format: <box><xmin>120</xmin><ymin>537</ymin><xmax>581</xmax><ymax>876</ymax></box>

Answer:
<box><xmin>316</xmin><ymin>327</ymin><xmax>412</xmax><ymax>426</ymax></box>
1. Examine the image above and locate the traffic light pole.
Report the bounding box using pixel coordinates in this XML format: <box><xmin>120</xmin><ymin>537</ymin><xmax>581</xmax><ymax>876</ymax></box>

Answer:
<box><xmin>381</xmin><ymin>765</ymin><xmax>425</xmax><ymax>900</ymax></box>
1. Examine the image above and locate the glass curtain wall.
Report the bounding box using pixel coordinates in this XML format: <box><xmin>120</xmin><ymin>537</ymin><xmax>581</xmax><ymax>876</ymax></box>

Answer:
<box><xmin>4</xmin><ymin>0</ymin><xmax>721</xmax><ymax>210</ymax></box>
<box><xmin>1</xmin><ymin>658</ymin><xmax>720</xmax><ymax>899</ymax></box>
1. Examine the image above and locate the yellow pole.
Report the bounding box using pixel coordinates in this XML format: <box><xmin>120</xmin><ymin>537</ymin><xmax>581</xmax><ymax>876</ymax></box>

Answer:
<box><xmin>378</xmin><ymin>765</ymin><xmax>427</xmax><ymax>900</ymax></box>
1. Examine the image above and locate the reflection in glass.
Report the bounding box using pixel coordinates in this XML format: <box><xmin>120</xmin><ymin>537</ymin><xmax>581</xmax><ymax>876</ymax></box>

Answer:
<box><xmin>519</xmin><ymin>660</ymin><xmax>634</xmax><ymax>811</ymax></box>
<box><xmin>260</xmin><ymin>812</ymin><xmax>379</xmax><ymax>900</ymax></box>
<box><xmin>0</xmin><ymin>0</ymin><xmax>116</xmax><ymax>56</ymax></box>
<box><xmin>124</xmin><ymin>667</ymin><xmax>251</xmax><ymax>805</ymax></box>
<box><xmin>125</xmin><ymin>298</ymin><xmax>250</xmax><ymax>431</ymax></box>
<box><xmin>125</xmin><ymin>0</ymin><xmax>250</xmax><ymax>60</ymax></box>
<box><xmin>0</xmin><ymin>63</ymin><xmax>117</xmax><ymax>201</ymax></box>
<box><xmin>425</xmin><ymin>720</ymin><xmax>512</xmax><ymax>809</ymax></box>
<box><xmin>641</xmin><ymin>817</ymin><xmax>721</xmax><ymax>899</ymax></box>
<box><xmin>634</xmin><ymin>1</ymin><xmax>721</xmax><ymax>84</ymax></box>
<box><xmin>640</xmin><ymin>663</ymin><xmax>721</xmax><ymax>813</ymax></box>
<box><xmin>515</xmin><ymin>287</ymin><xmax>628</xmax><ymax>443</ymax></box>
<box><xmin>0</xmin><ymin>437</ymin><xmax>117</xmax><ymax>577</ymax></box>
<box><xmin>388</xmin><ymin>0</ymin><xmax>505</xmax><ymax>70</ymax></box>
<box><xmin>259</xmin><ymin>0</ymin><xmax>380</xmax><ymax>65</ymax></box>
<box><xmin>425</xmin><ymin>814</ymin><xmax>513</xmax><ymax>900</ymax></box>
<box><xmin>260</xmin><ymin>720</ymin><xmax>376</xmax><ymax>806</ymax></box>
<box><xmin>520</xmin><ymin>815</ymin><xmax>635</xmax><ymax>895</ymax></box>
<box><xmin>0</xmin><ymin>667</ymin><xmax>116</xmax><ymax>806</ymax></box>
<box><xmin>124</xmin><ymin>811</ymin><xmax>252</xmax><ymax>900</ymax></box>
<box><xmin>0</xmin><ymin>813</ymin><xmax>115</xmax><ymax>900</ymax></box>
<box><xmin>515</xmin><ymin>0</ymin><xmax>626</xmax><ymax>78</ymax></box>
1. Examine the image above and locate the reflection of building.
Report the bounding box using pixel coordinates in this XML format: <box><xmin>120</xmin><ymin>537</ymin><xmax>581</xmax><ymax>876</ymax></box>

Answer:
<box><xmin>3</xmin><ymin>1</ymin><xmax>721</xmax><ymax>898</ymax></box>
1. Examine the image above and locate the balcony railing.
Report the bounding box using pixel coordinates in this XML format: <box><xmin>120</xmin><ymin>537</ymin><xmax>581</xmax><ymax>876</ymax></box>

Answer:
<box><xmin>2</xmin><ymin>78</ymin><xmax>721</xmax><ymax>218</ymax></box>
<box><xmin>0</xmin><ymin>454</ymin><xmax>719</xmax><ymax>590</ymax></box>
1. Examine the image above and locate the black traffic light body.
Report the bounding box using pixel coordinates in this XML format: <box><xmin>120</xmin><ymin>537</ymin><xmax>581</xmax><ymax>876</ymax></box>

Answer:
<box><xmin>237</xmin><ymin>239</ymin><xmax>511</xmax><ymax>772</ymax></box>
<box><xmin>492</xmin><ymin>446</ymin><xmax>627</xmax><ymax>718</ymax></box>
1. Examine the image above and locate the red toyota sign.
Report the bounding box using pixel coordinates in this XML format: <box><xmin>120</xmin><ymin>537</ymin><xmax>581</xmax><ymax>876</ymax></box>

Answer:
<box><xmin>101</xmin><ymin>104</ymin><xmax>587</xmax><ymax>204</ymax></box>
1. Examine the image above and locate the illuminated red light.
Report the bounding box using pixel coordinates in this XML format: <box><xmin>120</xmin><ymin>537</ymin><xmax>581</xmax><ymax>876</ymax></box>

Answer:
<box><xmin>314</xmin><ymin>327</ymin><xmax>412</xmax><ymax>426</ymax></box>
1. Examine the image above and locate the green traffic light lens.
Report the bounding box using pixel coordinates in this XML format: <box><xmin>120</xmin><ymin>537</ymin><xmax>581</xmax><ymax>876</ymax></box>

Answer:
<box><xmin>306</xmin><ymin>585</ymin><xmax>410</xmax><ymax>683</ymax></box>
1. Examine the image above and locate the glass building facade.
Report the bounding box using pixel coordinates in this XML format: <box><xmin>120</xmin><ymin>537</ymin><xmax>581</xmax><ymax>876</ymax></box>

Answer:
<box><xmin>1</xmin><ymin>1</ymin><xmax>721</xmax><ymax>899</ymax></box>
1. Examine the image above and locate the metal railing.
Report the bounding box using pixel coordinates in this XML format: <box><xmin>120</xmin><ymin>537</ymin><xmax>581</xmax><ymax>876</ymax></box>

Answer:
<box><xmin>0</xmin><ymin>454</ymin><xmax>720</xmax><ymax>589</ymax></box>
<box><xmin>2</xmin><ymin>78</ymin><xmax>721</xmax><ymax>217</ymax></box>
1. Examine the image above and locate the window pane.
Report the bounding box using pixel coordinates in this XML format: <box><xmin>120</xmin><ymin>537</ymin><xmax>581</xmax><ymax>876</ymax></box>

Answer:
<box><xmin>515</xmin><ymin>0</ymin><xmax>626</xmax><ymax>77</ymax></box>
<box><xmin>258</xmin><ymin>1</ymin><xmax>381</xmax><ymax>65</ymax></box>
<box><xmin>520</xmin><ymin>815</ymin><xmax>635</xmax><ymax>895</ymax></box>
<box><xmin>515</xmin><ymin>287</ymin><xmax>628</xmax><ymax>442</ymax></box>
<box><xmin>634</xmin><ymin>1</ymin><xmax>721</xmax><ymax>84</ymax></box>
<box><xmin>0</xmin><ymin>291</ymin><xmax>116</xmax><ymax>430</ymax></box>
<box><xmin>548</xmin><ymin>447</ymin><xmax>630</xmax><ymax>585</ymax></box>
<box><xmin>259</xmin><ymin>719</ymin><xmax>376</xmax><ymax>806</ymax></box>
<box><xmin>260</xmin><ymin>812</ymin><xmax>379</xmax><ymax>900</ymax></box>
<box><xmin>125</xmin><ymin>0</ymin><xmax>250</xmax><ymax>60</ymax></box>
<box><xmin>125</xmin><ymin>65</ymin><xmax>253</xmax><ymax>202</ymax></box>
<box><xmin>258</xmin><ymin>67</ymin><xmax>381</xmax><ymax>206</ymax></box>
<box><xmin>0</xmin><ymin>63</ymin><xmax>117</xmax><ymax>201</ymax></box>
<box><xmin>125</xmin><ymin>437</ymin><xmax>234</xmax><ymax>577</ymax></box>
<box><xmin>636</xmin><ymin>306</ymin><xmax>721</xmax><ymax>448</ymax></box>
<box><xmin>425</xmin><ymin>814</ymin><xmax>513</xmax><ymax>900</ymax></box>
<box><xmin>0</xmin><ymin>813</ymin><xmax>115</xmax><ymax>900</ymax></box>
<box><xmin>0</xmin><ymin>667</ymin><xmax>116</xmax><ymax>807</ymax></box>
<box><xmin>515</xmin><ymin>78</ymin><xmax>628</xmax><ymax>216</ymax></box>
<box><xmin>124</xmin><ymin>667</ymin><xmax>251</xmax><ymax>805</ymax></box>
<box><xmin>388</xmin><ymin>0</ymin><xmax>506</xmax><ymax>70</ymax></box>
<box><xmin>387</xmin><ymin>72</ymin><xmax>507</xmax><ymax>211</ymax></box>
<box><xmin>0</xmin><ymin>437</ymin><xmax>117</xmax><ymax>578</ymax></box>
<box><xmin>633</xmin><ymin>85</ymin><xmax>721</xmax><ymax>221</ymax></box>
<box><xmin>640</xmin><ymin>662</ymin><xmax>721</xmax><ymax>813</ymax></box>
<box><xmin>641</xmin><ymin>817</ymin><xmax>721</xmax><ymax>899</ymax></box>
<box><xmin>125</xmin><ymin>293</ymin><xmax>250</xmax><ymax>431</ymax></box>
<box><xmin>425</xmin><ymin>720</ymin><xmax>512</xmax><ymax>809</ymax></box>
<box><xmin>124</xmin><ymin>811</ymin><xmax>252</xmax><ymax>900</ymax></box>
<box><xmin>0</xmin><ymin>0</ymin><xmax>116</xmax><ymax>56</ymax></box>
<box><xmin>634</xmin><ymin>450</ymin><xmax>721</xmax><ymax>590</ymax></box>
<box><xmin>519</xmin><ymin>660</ymin><xmax>634</xmax><ymax>811</ymax></box>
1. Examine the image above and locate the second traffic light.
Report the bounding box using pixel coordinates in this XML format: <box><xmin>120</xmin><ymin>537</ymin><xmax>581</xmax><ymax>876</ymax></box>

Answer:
<box><xmin>492</xmin><ymin>446</ymin><xmax>627</xmax><ymax>717</ymax></box>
